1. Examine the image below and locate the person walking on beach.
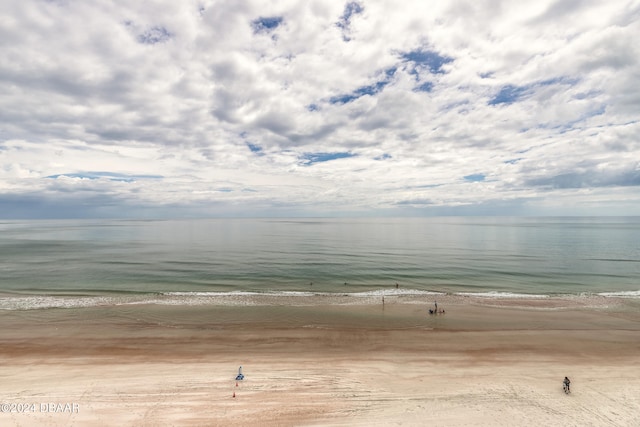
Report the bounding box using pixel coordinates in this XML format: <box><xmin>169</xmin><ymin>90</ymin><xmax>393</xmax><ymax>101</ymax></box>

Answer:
<box><xmin>563</xmin><ymin>376</ymin><xmax>571</xmax><ymax>393</ymax></box>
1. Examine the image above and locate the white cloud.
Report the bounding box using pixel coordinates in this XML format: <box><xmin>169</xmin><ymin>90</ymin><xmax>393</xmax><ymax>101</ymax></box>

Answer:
<box><xmin>1</xmin><ymin>0</ymin><xmax>639</xmax><ymax>217</ymax></box>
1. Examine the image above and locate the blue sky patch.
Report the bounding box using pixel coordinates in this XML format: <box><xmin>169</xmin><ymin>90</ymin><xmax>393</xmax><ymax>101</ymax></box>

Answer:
<box><xmin>338</xmin><ymin>2</ymin><xmax>364</xmax><ymax>27</ymax></box>
<box><xmin>137</xmin><ymin>26</ymin><xmax>173</xmax><ymax>44</ymax></box>
<box><xmin>252</xmin><ymin>16</ymin><xmax>283</xmax><ymax>34</ymax></box>
<box><xmin>401</xmin><ymin>48</ymin><xmax>453</xmax><ymax>74</ymax></box>
<box><xmin>247</xmin><ymin>142</ymin><xmax>262</xmax><ymax>153</ymax></box>
<box><xmin>415</xmin><ymin>81</ymin><xmax>434</xmax><ymax>93</ymax></box>
<box><xmin>374</xmin><ymin>153</ymin><xmax>392</xmax><ymax>160</ymax></box>
<box><xmin>464</xmin><ymin>173</ymin><xmax>486</xmax><ymax>182</ymax></box>
<box><xmin>46</xmin><ymin>172</ymin><xmax>163</xmax><ymax>182</ymax></box>
<box><xmin>329</xmin><ymin>67</ymin><xmax>396</xmax><ymax>104</ymax></box>
<box><xmin>488</xmin><ymin>84</ymin><xmax>530</xmax><ymax>105</ymax></box>
<box><xmin>489</xmin><ymin>77</ymin><xmax>577</xmax><ymax>106</ymax></box>
<box><xmin>578</xmin><ymin>104</ymin><xmax>606</xmax><ymax>121</ymax></box>
<box><xmin>504</xmin><ymin>158</ymin><xmax>522</xmax><ymax>165</ymax></box>
<box><xmin>300</xmin><ymin>152</ymin><xmax>355</xmax><ymax>165</ymax></box>
<box><xmin>539</xmin><ymin>77</ymin><xmax>577</xmax><ymax>87</ymax></box>
<box><xmin>336</xmin><ymin>2</ymin><xmax>364</xmax><ymax>41</ymax></box>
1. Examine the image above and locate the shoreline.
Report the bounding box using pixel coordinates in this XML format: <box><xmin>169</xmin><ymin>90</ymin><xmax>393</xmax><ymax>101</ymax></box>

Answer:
<box><xmin>1</xmin><ymin>289</ymin><xmax>639</xmax><ymax>312</ymax></box>
<box><xmin>1</xmin><ymin>298</ymin><xmax>639</xmax><ymax>426</ymax></box>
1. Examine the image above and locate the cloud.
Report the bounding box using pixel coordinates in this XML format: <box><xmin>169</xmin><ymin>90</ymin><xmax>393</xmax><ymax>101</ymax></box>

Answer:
<box><xmin>136</xmin><ymin>26</ymin><xmax>173</xmax><ymax>44</ymax></box>
<box><xmin>525</xmin><ymin>164</ymin><xmax>640</xmax><ymax>189</ymax></box>
<box><xmin>1</xmin><ymin>0</ymin><xmax>639</xmax><ymax>218</ymax></box>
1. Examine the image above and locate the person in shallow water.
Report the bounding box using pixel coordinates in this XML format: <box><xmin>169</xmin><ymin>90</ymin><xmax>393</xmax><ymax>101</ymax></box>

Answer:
<box><xmin>429</xmin><ymin>301</ymin><xmax>440</xmax><ymax>315</ymax></box>
<box><xmin>428</xmin><ymin>303</ymin><xmax>445</xmax><ymax>315</ymax></box>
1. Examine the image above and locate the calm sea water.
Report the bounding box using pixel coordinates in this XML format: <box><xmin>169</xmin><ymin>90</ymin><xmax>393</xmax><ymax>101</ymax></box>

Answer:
<box><xmin>1</xmin><ymin>217</ymin><xmax>639</xmax><ymax>308</ymax></box>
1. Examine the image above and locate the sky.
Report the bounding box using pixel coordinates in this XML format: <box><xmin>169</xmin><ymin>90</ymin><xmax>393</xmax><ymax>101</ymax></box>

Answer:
<box><xmin>1</xmin><ymin>0</ymin><xmax>639</xmax><ymax>218</ymax></box>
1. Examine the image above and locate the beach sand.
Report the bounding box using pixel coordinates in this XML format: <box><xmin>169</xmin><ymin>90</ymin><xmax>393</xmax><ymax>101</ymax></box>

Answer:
<box><xmin>1</xmin><ymin>295</ymin><xmax>639</xmax><ymax>426</ymax></box>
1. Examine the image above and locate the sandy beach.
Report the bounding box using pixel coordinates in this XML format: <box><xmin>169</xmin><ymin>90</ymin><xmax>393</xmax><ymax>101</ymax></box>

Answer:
<box><xmin>1</xmin><ymin>295</ymin><xmax>639</xmax><ymax>426</ymax></box>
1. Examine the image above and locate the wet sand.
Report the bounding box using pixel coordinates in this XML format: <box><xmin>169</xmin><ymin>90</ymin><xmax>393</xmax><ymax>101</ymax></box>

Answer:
<box><xmin>1</xmin><ymin>295</ymin><xmax>639</xmax><ymax>426</ymax></box>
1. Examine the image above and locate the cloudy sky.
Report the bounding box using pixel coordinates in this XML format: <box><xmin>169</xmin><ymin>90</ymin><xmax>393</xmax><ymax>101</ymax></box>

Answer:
<box><xmin>1</xmin><ymin>0</ymin><xmax>639</xmax><ymax>218</ymax></box>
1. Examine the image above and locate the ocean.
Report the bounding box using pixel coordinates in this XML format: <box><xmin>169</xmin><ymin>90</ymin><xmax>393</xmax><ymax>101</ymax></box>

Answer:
<box><xmin>1</xmin><ymin>217</ymin><xmax>639</xmax><ymax>310</ymax></box>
